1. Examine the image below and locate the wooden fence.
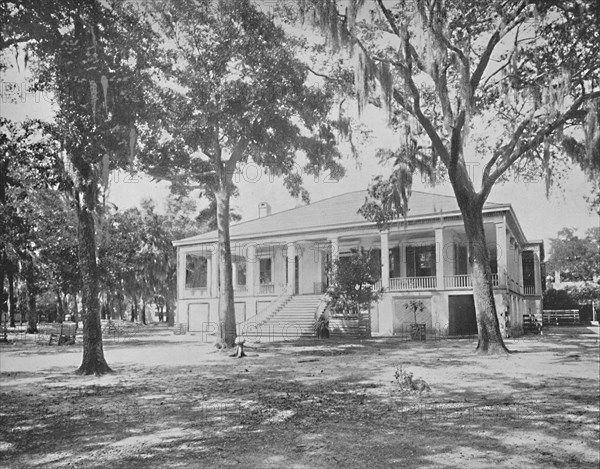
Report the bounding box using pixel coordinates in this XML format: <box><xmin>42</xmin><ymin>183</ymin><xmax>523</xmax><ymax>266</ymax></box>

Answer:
<box><xmin>542</xmin><ymin>309</ymin><xmax>579</xmax><ymax>326</ymax></box>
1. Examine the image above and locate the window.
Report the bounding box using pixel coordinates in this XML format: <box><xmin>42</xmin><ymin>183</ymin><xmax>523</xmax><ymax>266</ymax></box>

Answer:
<box><xmin>522</xmin><ymin>251</ymin><xmax>535</xmax><ymax>288</ymax></box>
<box><xmin>488</xmin><ymin>244</ymin><xmax>498</xmax><ymax>274</ymax></box>
<box><xmin>185</xmin><ymin>254</ymin><xmax>207</xmax><ymax>289</ymax></box>
<box><xmin>389</xmin><ymin>247</ymin><xmax>401</xmax><ymax>278</ymax></box>
<box><xmin>236</xmin><ymin>262</ymin><xmax>246</xmax><ymax>286</ymax></box>
<box><xmin>454</xmin><ymin>244</ymin><xmax>468</xmax><ymax>275</ymax></box>
<box><xmin>406</xmin><ymin>245</ymin><xmax>436</xmax><ymax>277</ymax></box>
<box><xmin>259</xmin><ymin>258</ymin><xmax>272</xmax><ymax>284</ymax></box>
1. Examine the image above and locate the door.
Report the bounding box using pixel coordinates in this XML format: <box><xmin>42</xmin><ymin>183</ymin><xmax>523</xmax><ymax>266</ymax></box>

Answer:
<box><xmin>448</xmin><ymin>295</ymin><xmax>477</xmax><ymax>336</ymax></box>
<box><xmin>188</xmin><ymin>303</ymin><xmax>210</xmax><ymax>333</ymax></box>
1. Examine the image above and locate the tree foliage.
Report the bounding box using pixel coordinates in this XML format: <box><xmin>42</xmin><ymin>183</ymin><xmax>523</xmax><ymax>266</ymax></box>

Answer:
<box><xmin>3</xmin><ymin>0</ymin><xmax>159</xmax><ymax>374</ymax></box>
<box><xmin>543</xmin><ymin>288</ymin><xmax>578</xmax><ymax>310</ymax></box>
<box><xmin>326</xmin><ymin>247</ymin><xmax>383</xmax><ymax>316</ymax></box>
<box><xmin>139</xmin><ymin>0</ymin><xmax>345</xmax><ymax>347</ymax></box>
<box><xmin>300</xmin><ymin>0</ymin><xmax>599</xmax><ymax>354</ymax></box>
<box><xmin>0</xmin><ymin>118</ymin><xmax>74</xmax><ymax>331</ymax></box>
<box><xmin>97</xmin><ymin>196</ymin><xmax>205</xmax><ymax>325</ymax></box>
<box><xmin>547</xmin><ymin>227</ymin><xmax>600</xmax><ymax>282</ymax></box>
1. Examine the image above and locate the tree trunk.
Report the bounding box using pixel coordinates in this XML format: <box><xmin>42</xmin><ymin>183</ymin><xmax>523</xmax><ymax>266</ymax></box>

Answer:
<box><xmin>75</xmin><ymin>185</ymin><xmax>111</xmax><ymax>375</ymax></box>
<box><xmin>117</xmin><ymin>287</ymin><xmax>124</xmax><ymax>320</ymax></box>
<box><xmin>166</xmin><ymin>302</ymin><xmax>174</xmax><ymax>327</ymax></box>
<box><xmin>215</xmin><ymin>188</ymin><xmax>236</xmax><ymax>347</ymax></box>
<box><xmin>56</xmin><ymin>291</ymin><xmax>64</xmax><ymax>323</ymax></box>
<box><xmin>24</xmin><ymin>261</ymin><xmax>38</xmax><ymax>334</ymax></box>
<box><xmin>72</xmin><ymin>293</ymin><xmax>79</xmax><ymax>330</ymax></box>
<box><xmin>459</xmin><ymin>200</ymin><xmax>509</xmax><ymax>354</ymax></box>
<box><xmin>1</xmin><ymin>268</ymin><xmax>6</xmax><ymax>342</ymax></box>
<box><xmin>8</xmin><ymin>271</ymin><xmax>16</xmax><ymax>328</ymax></box>
<box><xmin>106</xmin><ymin>291</ymin><xmax>113</xmax><ymax>320</ymax></box>
<box><xmin>140</xmin><ymin>299</ymin><xmax>146</xmax><ymax>325</ymax></box>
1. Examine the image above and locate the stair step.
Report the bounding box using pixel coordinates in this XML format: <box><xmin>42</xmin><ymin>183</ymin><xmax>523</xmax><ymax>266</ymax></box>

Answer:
<box><xmin>241</xmin><ymin>294</ymin><xmax>326</xmax><ymax>340</ymax></box>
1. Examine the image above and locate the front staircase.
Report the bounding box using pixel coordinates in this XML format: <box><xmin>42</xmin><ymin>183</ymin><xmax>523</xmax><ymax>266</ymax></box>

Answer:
<box><xmin>240</xmin><ymin>294</ymin><xmax>323</xmax><ymax>341</ymax></box>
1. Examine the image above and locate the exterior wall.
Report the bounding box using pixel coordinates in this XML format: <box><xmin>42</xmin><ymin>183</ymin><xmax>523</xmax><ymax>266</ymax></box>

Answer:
<box><xmin>373</xmin><ymin>291</ymin><xmax>447</xmax><ymax>337</ymax></box>
<box><xmin>493</xmin><ymin>290</ymin><xmax>526</xmax><ymax>338</ymax></box>
<box><xmin>177</xmin><ymin>295</ymin><xmax>283</xmax><ymax>335</ymax></box>
<box><xmin>299</xmin><ymin>246</ymin><xmax>321</xmax><ymax>294</ymax></box>
<box><xmin>371</xmin><ymin>288</ymin><xmax>527</xmax><ymax>338</ymax></box>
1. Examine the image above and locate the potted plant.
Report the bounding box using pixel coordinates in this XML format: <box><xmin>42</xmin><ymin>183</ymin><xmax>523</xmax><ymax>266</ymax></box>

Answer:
<box><xmin>404</xmin><ymin>300</ymin><xmax>426</xmax><ymax>341</ymax></box>
<box><xmin>313</xmin><ymin>313</ymin><xmax>330</xmax><ymax>339</ymax></box>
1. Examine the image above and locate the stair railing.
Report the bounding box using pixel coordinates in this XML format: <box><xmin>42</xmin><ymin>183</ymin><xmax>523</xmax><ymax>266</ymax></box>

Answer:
<box><xmin>236</xmin><ymin>291</ymin><xmax>291</xmax><ymax>336</ymax></box>
<box><xmin>314</xmin><ymin>294</ymin><xmax>329</xmax><ymax>320</ymax></box>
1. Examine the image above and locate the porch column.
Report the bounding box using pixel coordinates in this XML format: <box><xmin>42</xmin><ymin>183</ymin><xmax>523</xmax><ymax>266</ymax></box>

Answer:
<box><xmin>328</xmin><ymin>237</ymin><xmax>339</xmax><ymax>282</ymax></box>
<box><xmin>495</xmin><ymin>221</ymin><xmax>507</xmax><ymax>287</ymax></box>
<box><xmin>246</xmin><ymin>243</ymin><xmax>256</xmax><ymax>296</ymax></box>
<box><xmin>287</xmin><ymin>243</ymin><xmax>297</xmax><ymax>295</ymax></box>
<box><xmin>232</xmin><ymin>262</ymin><xmax>238</xmax><ymax>291</ymax></box>
<box><xmin>380</xmin><ymin>230</ymin><xmax>390</xmax><ymax>289</ymax></box>
<box><xmin>517</xmin><ymin>248</ymin><xmax>524</xmax><ymax>294</ymax></box>
<box><xmin>211</xmin><ymin>244</ymin><xmax>219</xmax><ymax>297</ymax></box>
<box><xmin>329</xmin><ymin>237</ymin><xmax>339</xmax><ymax>265</ymax></box>
<box><xmin>435</xmin><ymin>228</ymin><xmax>444</xmax><ymax>290</ymax></box>
<box><xmin>533</xmin><ymin>249</ymin><xmax>542</xmax><ymax>296</ymax></box>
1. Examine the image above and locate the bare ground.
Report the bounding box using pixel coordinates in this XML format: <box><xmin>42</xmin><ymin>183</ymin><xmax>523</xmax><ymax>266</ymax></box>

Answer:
<box><xmin>0</xmin><ymin>325</ymin><xmax>598</xmax><ymax>468</ymax></box>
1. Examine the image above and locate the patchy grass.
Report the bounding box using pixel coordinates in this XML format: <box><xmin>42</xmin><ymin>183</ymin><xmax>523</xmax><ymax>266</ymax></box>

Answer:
<box><xmin>0</xmin><ymin>325</ymin><xmax>598</xmax><ymax>468</ymax></box>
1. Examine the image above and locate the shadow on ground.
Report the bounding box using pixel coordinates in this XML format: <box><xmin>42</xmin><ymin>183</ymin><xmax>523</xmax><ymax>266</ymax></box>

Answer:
<box><xmin>1</xmin><ymin>326</ymin><xmax>598</xmax><ymax>468</ymax></box>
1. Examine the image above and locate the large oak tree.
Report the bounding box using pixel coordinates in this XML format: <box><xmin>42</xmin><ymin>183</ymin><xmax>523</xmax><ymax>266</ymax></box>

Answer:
<box><xmin>3</xmin><ymin>0</ymin><xmax>157</xmax><ymax>373</ymax></box>
<box><xmin>140</xmin><ymin>0</ymin><xmax>344</xmax><ymax>347</ymax></box>
<box><xmin>301</xmin><ymin>0</ymin><xmax>600</xmax><ymax>353</ymax></box>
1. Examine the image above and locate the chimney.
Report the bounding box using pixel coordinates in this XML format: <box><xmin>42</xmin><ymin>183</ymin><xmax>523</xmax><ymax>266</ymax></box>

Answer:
<box><xmin>258</xmin><ymin>202</ymin><xmax>271</xmax><ymax>218</ymax></box>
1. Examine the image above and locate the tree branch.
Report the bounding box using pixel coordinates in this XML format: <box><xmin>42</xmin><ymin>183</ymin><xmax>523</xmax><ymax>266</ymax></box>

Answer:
<box><xmin>480</xmin><ymin>91</ymin><xmax>600</xmax><ymax>201</ymax></box>
<box><xmin>0</xmin><ymin>36</ymin><xmax>32</xmax><ymax>50</ymax></box>
<box><xmin>450</xmin><ymin>110</ymin><xmax>466</xmax><ymax>167</ymax></box>
<box><xmin>224</xmin><ymin>137</ymin><xmax>248</xmax><ymax>175</ymax></box>
<box><xmin>469</xmin><ymin>1</ymin><xmax>528</xmax><ymax>104</ymax></box>
<box><xmin>481</xmin><ymin>116</ymin><xmax>530</xmax><ymax>185</ymax></box>
<box><xmin>306</xmin><ymin>65</ymin><xmax>345</xmax><ymax>84</ymax></box>
<box><xmin>375</xmin><ymin>0</ymin><xmax>400</xmax><ymax>37</ymax></box>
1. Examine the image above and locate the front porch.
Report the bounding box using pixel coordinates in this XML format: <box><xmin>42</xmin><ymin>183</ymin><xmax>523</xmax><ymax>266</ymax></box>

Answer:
<box><xmin>179</xmin><ymin>220</ymin><xmax>542</xmax><ymax>301</ymax></box>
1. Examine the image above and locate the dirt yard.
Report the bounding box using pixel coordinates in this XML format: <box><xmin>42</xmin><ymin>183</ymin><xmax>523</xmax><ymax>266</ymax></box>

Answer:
<box><xmin>1</xmin><ymin>325</ymin><xmax>598</xmax><ymax>468</ymax></box>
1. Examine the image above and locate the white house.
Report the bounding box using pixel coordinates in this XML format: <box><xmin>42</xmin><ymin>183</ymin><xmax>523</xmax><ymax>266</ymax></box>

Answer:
<box><xmin>173</xmin><ymin>190</ymin><xmax>544</xmax><ymax>339</ymax></box>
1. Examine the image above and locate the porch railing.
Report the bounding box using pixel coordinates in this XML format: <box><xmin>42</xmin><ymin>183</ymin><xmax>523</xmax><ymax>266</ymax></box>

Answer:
<box><xmin>491</xmin><ymin>273</ymin><xmax>500</xmax><ymax>287</ymax></box>
<box><xmin>444</xmin><ymin>274</ymin><xmax>502</xmax><ymax>289</ymax></box>
<box><xmin>236</xmin><ymin>291</ymin><xmax>291</xmax><ymax>335</ymax></box>
<box><xmin>444</xmin><ymin>275</ymin><xmax>471</xmax><ymax>289</ymax></box>
<box><xmin>523</xmin><ymin>285</ymin><xmax>536</xmax><ymax>296</ymax></box>
<box><xmin>235</xmin><ymin>285</ymin><xmax>248</xmax><ymax>295</ymax></box>
<box><xmin>184</xmin><ymin>287</ymin><xmax>210</xmax><ymax>297</ymax></box>
<box><xmin>389</xmin><ymin>276</ymin><xmax>436</xmax><ymax>291</ymax></box>
<box><xmin>258</xmin><ymin>283</ymin><xmax>275</xmax><ymax>295</ymax></box>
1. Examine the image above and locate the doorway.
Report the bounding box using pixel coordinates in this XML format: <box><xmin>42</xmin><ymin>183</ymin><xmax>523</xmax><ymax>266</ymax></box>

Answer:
<box><xmin>448</xmin><ymin>295</ymin><xmax>477</xmax><ymax>336</ymax></box>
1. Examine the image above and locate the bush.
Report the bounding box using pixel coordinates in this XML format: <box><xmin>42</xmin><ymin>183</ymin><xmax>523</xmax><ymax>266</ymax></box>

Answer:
<box><xmin>313</xmin><ymin>314</ymin><xmax>329</xmax><ymax>339</ymax></box>
<box><xmin>325</xmin><ymin>247</ymin><xmax>383</xmax><ymax>317</ymax></box>
<box><xmin>543</xmin><ymin>289</ymin><xmax>578</xmax><ymax>310</ymax></box>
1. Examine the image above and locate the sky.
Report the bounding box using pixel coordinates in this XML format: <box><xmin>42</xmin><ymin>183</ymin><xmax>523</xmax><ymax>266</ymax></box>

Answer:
<box><xmin>103</xmin><ymin>102</ymin><xmax>598</xmax><ymax>250</ymax></box>
<box><xmin>102</xmin><ymin>131</ymin><xmax>597</xmax><ymax>250</ymax></box>
<box><xmin>1</xmin><ymin>25</ymin><xmax>598</xmax><ymax>253</ymax></box>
